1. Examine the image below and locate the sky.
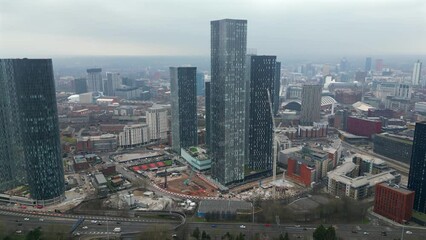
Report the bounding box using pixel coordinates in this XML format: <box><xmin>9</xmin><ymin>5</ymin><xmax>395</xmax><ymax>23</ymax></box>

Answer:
<box><xmin>1</xmin><ymin>0</ymin><xmax>426</xmax><ymax>58</ymax></box>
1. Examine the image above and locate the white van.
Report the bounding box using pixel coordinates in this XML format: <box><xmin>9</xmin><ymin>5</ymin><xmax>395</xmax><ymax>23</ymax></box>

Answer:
<box><xmin>113</xmin><ymin>227</ymin><xmax>121</xmax><ymax>233</ymax></box>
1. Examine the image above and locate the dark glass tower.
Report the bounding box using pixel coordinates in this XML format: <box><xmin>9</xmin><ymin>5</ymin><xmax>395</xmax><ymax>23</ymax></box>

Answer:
<box><xmin>196</xmin><ymin>72</ymin><xmax>205</xmax><ymax>96</ymax></box>
<box><xmin>408</xmin><ymin>121</ymin><xmax>426</xmax><ymax>213</ymax></box>
<box><xmin>273</xmin><ymin>62</ymin><xmax>281</xmax><ymax>115</ymax></box>
<box><xmin>365</xmin><ymin>57</ymin><xmax>372</xmax><ymax>72</ymax></box>
<box><xmin>74</xmin><ymin>78</ymin><xmax>88</xmax><ymax>94</ymax></box>
<box><xmin>0</xmin><ymin>59</ymin><xmax>65</xmax><ymax>201</ymax></box>
<box><xmin>210</xmin><ymin>19</ymin><xmax>247</xmax><ymax>185</ymax></box>
<box><xmin>170</xmin><ymin>67</ymin><xmax>198</xmax><ymax>154</ymax></box>
<box><xmin>246</xmin><ymin>55</ymin><xmax>276</xmax><ymax>172</ymax></box>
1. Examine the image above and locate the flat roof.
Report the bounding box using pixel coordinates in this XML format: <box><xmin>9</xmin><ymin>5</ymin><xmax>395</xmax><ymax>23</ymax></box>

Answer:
<box><xmin>94</xmin><ymin>173</ymin><xmax>107</xmax><ymax>185</ymax></box>
<box><xmin>198</xmin><ymin>200</ymin><xmax>251</xmax><ymax>214</ymax></box>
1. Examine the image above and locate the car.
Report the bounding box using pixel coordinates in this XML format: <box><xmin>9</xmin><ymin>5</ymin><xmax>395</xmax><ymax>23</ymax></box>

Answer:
<box><xmin>39</xmin><ymin>218</ymin><xmax>44</xmax><ymax>222</ymax></box>
<box><xmin>17</xmin><ymin>223</ymin><xmax>22</xmax><ymax>226</ymax></box>
<box><xmin>15</xmin><ymin>220</ymin><xmax>19</xmax><ymax>222</ymax></box>
<box><xmin>97</xmin><ymin>222</ymin><xmax>102</xmax><ymax>225</ymax></box>
<box><xmin>172</xmin><ymin>234</ymin><xmax>178</xmax><ymax>239</ymax></box>
<box><xmin>363</xmin><ymin>232</ymin><xmax>369</xmax><ymax>235</ymax></box>
<box><xmin>91</xmin><ymin>220</ymin><xmax>97</xmax><ymax>224</ymax></box>
<box><xmin>303</xmin><ymin>227</ymin><xmax>307</xmax><ymax>231</ymax></box>
<box><xmin>74</xmin><ymin>232</ymin><xmax>81</xmax><ymax>236</ymax></box>
<box><xmin>113</xmin><ymin>227</ymin><xmax>121</xmax><ymax>233</ymax></box>
<box><xmin>295</xmin><ymin>225</ymin><xmax>301</xmax><ymax>227</ymax></box>
<box><xmin>264</xmin><ymin>223</ymin><xmax>271</xmax><ymax>227</ymax></box>
<box><xmin>240</xmin><ymin>225</ymin><xmax>246</xmax><ymax>229</ymax></box>
<box><xmin>116</xmin><ymin>221</ymin><xmax>121</xmax><ymax>224</ymax></box>
<box><xmin>82</xmin><ymin>226</ymin><xmax>88</xmax><ymax>229</ymax></box>
<box><xmin>406</xmin><ymin>231</ymin><xmax>413</xmax><ymax>235</ymax></box>
<box><xmin>351</xmin><ymin>230</ymin><xmax>357</xmax><ymax>233</ymax></box>
<box><xmin>15</xmin><ymin>230</ymin><xmax>22</xmax><ymax>234</ymax></box>
<box><xmin>23</xmin><ymin>218</ymin><xmax>29</xmax><ymax>221</ymax></box>
<box><xmin>381</xmin><ymin>231</ymin><xmax>387</xmax><ymax>236</ymax></box>
<box><xmin>211</xmin><ymin>224</ymin><xmax>217</xmax><ymax>228</ymax></box>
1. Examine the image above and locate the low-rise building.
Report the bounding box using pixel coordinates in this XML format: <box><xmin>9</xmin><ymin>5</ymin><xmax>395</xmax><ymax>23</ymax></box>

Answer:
<box><xmin>374</xmin><ymin>183</ymin><xmax>415</xmax><ymax>223</ymax></box>
<box><xmin>73</xmin><ymin>155</ymin><xmax>90</xmax><ymax>172</ymax></box>
<box><xmin>181</xmin><ymin>146</ymin><xmax>211</xmax><ymax>171</ymax></box>
<box><xmin>373</xmin><ymin>133</ymin><xmax>412</xmax><ymax>164</ymax></box>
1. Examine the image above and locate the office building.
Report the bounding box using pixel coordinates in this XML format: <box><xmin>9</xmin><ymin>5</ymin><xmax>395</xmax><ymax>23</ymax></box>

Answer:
<box><xmin>408</xmin><ymin>122</ymin><xmax>426</xmax><ymax>213</ymax></box>
<box><xmin>412</xmin><ymin>60</ymin><xmax>422</xmax><ymax>86</ymax></box>
<box><xmin>375</xmin><ymin>59</ymin><xmax>384</xmax><ymax>72</ymax></box>
<box><xmin>86</xmin><ymin>68</ymin><xmax>103</xmax><ymax>92</ymax></box>
<box><xmin>300</xmin><ymin>84</ymin><xmax>322</xmax><ymax>126</ymax></box>
<box><xmin>365</xmin><ymin>57</ymin><xmax>372</xmax><ymax>72</ymax></box>
<box><xmin>205</xmin><ymin>80</ymin><xmax>211</xmax><ymax>150</ymax></box>
<box><xmin>246</xmin><ymin>55</ymin><xmax>276</xmax><ymax>172</ymax></box>
<box><xmin>373</xmin><ymin>133</ymin><xmax>412</xmax><ymax>165</ymax></box>
<box><xmin>274</xmin><ymin>62</ymin><xmax>281</xmax><ymax>115</ymax></box>
<box><xmin>347</xmin><ymin>116</ymin><xmax>382</xmax><ymax>138</ymax></box>
<box><xmin>210</xmin><ymin>19</ymin><xmax>247</xmax><ymax>185</ymax></box>
<box><xmin>170</xmin><ymin>67</ymin><xmax>198</xmax><ymax>154</ymax></box>
<box><xmin>146</xmin><ymin>106</ymin><xmax>169</xmax><ymax>141</ymax></box>
<box><xmin>374</xmin><ymin>183</ymin><xmax>414</xmax><ymax>223</ymax></box>
<box><xmin>0</xmin><ymin>59</ymin><xmax>65</xmax><ymax>201</ymax></box>
<box><xmin>105</xmin><ymin>72</ymin><xmax>121</xmax><ymax>96</ymax></box>
<box><xmin>74</xmin><ymin>78</ymin><xmax>88</xmax><ymax>94</ymax></box>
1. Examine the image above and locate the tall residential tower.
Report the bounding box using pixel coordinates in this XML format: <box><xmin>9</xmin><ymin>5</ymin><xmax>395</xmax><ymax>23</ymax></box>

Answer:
<box><xmin>0</xmin><ymin>59</ymin><xmax>65</xmax><ymax>201</ymax></box>
<box><xmin>210</xmin><ymin>19</ymin><xmax>247</xmax><ymax>185</ymax></box>
<box><xmin>300</xmin><ymin>84</ymin><xmax>322</xmax><ymax>126</ymax></box>
<box><xmin>86</xmin><ymin>68</ymin><xmax>103</xmax><ymax>92</ymax></box>
<box><xmin>408</xmin><ymin>121</ymin><xmax>426</xmax><ymax>213</ymax></box>
<box><xmin>412</xmin><ymin>60</ymin><xmax>422</xmax><ymax>86</ymax></box>
<box><xmin>170</xmin><ymin>67</ymin><xmax>198</xmax><ymax>154</ymax></box>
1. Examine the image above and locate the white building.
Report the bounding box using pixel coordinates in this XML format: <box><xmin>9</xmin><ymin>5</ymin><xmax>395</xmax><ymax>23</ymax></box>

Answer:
<box><xmin>86</xmin><ymin>68</ymin><xmax>103</xmax><ymax>92</ymax></box>
<box><xmin>412</xmin><ymin>60</ymin><xmax>422</xmax><ymax>86</ymax></box>
<box><xmin>105</xmin><ymin>72</ymin><xmax>122</xmax><ymax>96</ymax></box>
<box><xmin>119</xmin><ymin>124</ymin><xmax>149</xmax><ymax>148</ymax></box>
<box><xmin>146</xmin><ymin>106</ymin><xmax>169</xmax><ymax>141</ymax></box>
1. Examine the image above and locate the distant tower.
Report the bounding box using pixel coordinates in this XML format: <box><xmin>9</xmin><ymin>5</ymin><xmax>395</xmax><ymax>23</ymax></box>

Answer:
<box><xmin>300</xmin><ymin>84</ymin><xmax>322</xmax><ymax>126</ymax></box>
<box><xmin>146</xmin><ymin>106</ymin><xmax>169</xmax><ymax>141</ymax></box>
<box><xmin>412</xmin><ymin>60</ymin><xmax>422</xmax><ymax>86</ymax></box>
<box><xmin>340</xmin><ymin>58</ymin><xmax>348</xmax><ymax>72</ymax></box>
<box><xmin>86</xmin><ymin>68</ymin><xmax>103</xmax><ymax>92</ymax></box>
<box><xmin>205</xmin><ymin>79</ymin><xmax>211</xmax><ymax>151</ymax></box>
<box><xmin>365</xmin><ymin>57</ymin><xmax>372</xmax><ymax>72</ymax></box>
<box><xmin>210</xmin><ymin>19</ymin><xmax>247</xmax><ymax>185</ymax></box>
<box><xmin>74</xmin><ymin>78</ymin><xmax>88</xmax><ymax>94</ymax></box>
<box><xmin>274</xmin><ymin>62</ymin><xmax>281</xmax><ymax>115</ymax></box>
<box><xmin>170</xmin><ymin>67</ymin><xmax>198</xmax><ymax>154</ymax></box>
<box><xmin>196</xmin><ymin>72</ymin><xmax>205</xmax><ymax>96</ymax></box>
<box><xmin>247</xmin><ymin>55</ymin><xmax>276</xmax><ymax>172</ymax></box>
<box><xmin>105</xmin><ymin>72</ymin><xmax>121</xmax><ymax>96</ymax></box>
<box><xmin>375</xmin><ymin>59</ymin><xmax>384</xmax><ymax>72</ymax></box>
<box><xmin>408</xmin><ymin>121</ymin><xmax>426</xmax><ymax>213</ymax></box>
<box><xmin>0</xmin><ymin>59</ymin><xmax>65</xmax><ymax>201</ymax></box>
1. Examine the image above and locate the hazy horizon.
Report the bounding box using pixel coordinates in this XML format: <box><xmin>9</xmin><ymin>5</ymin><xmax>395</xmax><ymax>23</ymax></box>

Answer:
<box><xmin>1</xmin><ymin>0</ymin><xmax>425</xmax><ymax>58</ymax></box>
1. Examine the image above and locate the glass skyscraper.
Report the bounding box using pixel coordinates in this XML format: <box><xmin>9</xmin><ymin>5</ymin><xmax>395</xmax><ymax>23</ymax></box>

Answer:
<box><xmin>210</xmin><ymin>19</ymin><xmax>247</xmax><ymax>185</ymax></box>
<box><xmin>274</xmin><ymin>61</ymin><xmax>281</xmax><ymax>116</ymax></box>
<box><xmin>170</xmin><ymin>67</ymin><xmax>198</xmax><ymax>154</ymax></box>
<box><xmin>0</xmin><ymin>59</ymin><xmax>65</xmax><ymax>201</ymax></box>
<box><xmin>408</xmin><ymin>121</ymin><xmax>426</xmax><ymax>213</ymax></box>
<box><xmin>246</xmin><ymin>55</ymin><xmax>276</xmax><ymax>172</ymax></box>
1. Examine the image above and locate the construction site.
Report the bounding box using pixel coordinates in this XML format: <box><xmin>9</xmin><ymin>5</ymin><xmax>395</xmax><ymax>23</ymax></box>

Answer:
<box><xmin>156</xmin><ymin>171</ymin><xmax>219</xmax><ymax>197</ymax></box>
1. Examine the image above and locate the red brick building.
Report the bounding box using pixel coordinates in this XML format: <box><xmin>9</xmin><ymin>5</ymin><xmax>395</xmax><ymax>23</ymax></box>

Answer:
<box><xmin>286</xmin><ymin>158</ymin><xmax>315</xmax><ymax>187</ymax></box>
<box><xmin>347</xmin><ymin>116</ymin><xmax>382</xmax><ymax>138</ymax></box>
<box><xmin>374</xmin><ymin>183</ymin><xmax>415</xmax><ymax>223</ymax></box>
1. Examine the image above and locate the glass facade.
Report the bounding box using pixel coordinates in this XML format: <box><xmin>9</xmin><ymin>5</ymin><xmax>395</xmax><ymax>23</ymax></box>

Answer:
<box><xmin>246</xmin><ymin>55</ymin><xmax>276</xmax><ymax>172</ymax></box>
<box><xmin>205</xmin><ymin>80</ymin><xmax>211</xmax><ymax>151</ymax></box>
<box><xmin>0</xmin><ymin>59</ymin><xmax>65</xmax><ymax>201</ymax></box>
<box><xmin>170</xmin><ymin>67</ymin><xmax>198</xmax><ymax>154</ymax></box>
<box><xmin>210</xmin><ymin>19</ymin><xmax>247</xmax><ymax>185</ymax></box>
<box><xmin>274</xmin><ymin>62</ymin><xmax>281</xmax><ymax>116</ymax></box>
<box><xmin>408</xmin><ymin>121</ymin><xmax>426</xmax><ymax>213</ymax></box>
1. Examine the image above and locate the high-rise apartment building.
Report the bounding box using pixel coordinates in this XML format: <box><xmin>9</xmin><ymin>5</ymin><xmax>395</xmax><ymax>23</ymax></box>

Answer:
<box><xmin>0</xmin><ymin>59</ymin><xmax>65</xmax><ymax>201</ymax></box>
<box><xmin>300</xmin><ymin>84</ymin><xmax>322</xmax><ymax>126</ymax></box>
<box><xmin>146</xmin><ymin>106</ymin><xmax>169</xmax><ymax>141</ymax></box>
<box><xmin>274</xmin><ymin>62</ymin><xmax>281</xmax><ymax>115</ymax></box>
<box><xmin>105</xmin><ymin>72</ymin><xmax>121</xmax><ymax>96</ymax></box>
<box><xmin>365</xmin><ymin>57</ymin><xmax>372</xmax><ymax>72</ymax></box>
<box><xmin>196</xmin><ymin>72</ymin><xmax>205</xmax><ymax>96</ymax></box>
<box><xmin>86</xmin><ymin>68</ymin><xmax>103</xmax><ymax>92</ymax></box>
<box><xmin>74</xmin><ymin>78</ymin><xmax>88</xmax><ymax>94</ymax></box>
<box><xmin>170</xmin><ymin>67</ymin><xmax>198</xmax><ymax>154</ymax></box>
<box><xmin>412</xmin><ymin>60</ymin><xmax>422</xmax><ymax>86</ymax></box>
<box><xmin>246</xmin><ymin>55</ymin><xmax>276</xmax><ymax>172</ymax></box>
<box><xmin>210</xmin><ymin>19</ymin><xmax>247</xmax><ymax>185</ymax></box>
<box><xmin>408</xmin><ymin>121</ymin><xmax>426</xmax><ymax>213</ymax></box>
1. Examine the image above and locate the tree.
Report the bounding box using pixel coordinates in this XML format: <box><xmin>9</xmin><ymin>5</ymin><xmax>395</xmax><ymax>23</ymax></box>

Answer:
<box><xmin>325</xmin><ymin>226</ymin><xmax>337</xmax><ymax>240</ymax></box>
<box><xmin>26</xmin><ymin>227</ymin><xmax>42</xmax><ymax>240</ymax></box>
<box><xmin>192</xmin><ymin>227</ymin><xmax>201</xmax><ymax>240</ymax></box>
<box><xmin>313</xmin><ymin>225</ymin><xmax>327</xmax><ymax>240</ymax></box>
<box><xmin>201</xmin><ymin>230</ymin><xmax>211</xmax><ymax>240</ymax></box>
<box><xmin>284</xmin><ymin>232</ymin><xmax>290</xmax><ymax>240</ymax></box>
<box><xmin>235</xmin><ymin>232</ymin><xmax>245</xmax><ymax>240</ymax></box>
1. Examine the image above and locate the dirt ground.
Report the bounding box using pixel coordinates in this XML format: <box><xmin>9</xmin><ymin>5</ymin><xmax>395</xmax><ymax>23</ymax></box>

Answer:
<box><xmin>162</xmin><ymin>173</ymin><xmax>218</xmax><ymax>197</ymax></box>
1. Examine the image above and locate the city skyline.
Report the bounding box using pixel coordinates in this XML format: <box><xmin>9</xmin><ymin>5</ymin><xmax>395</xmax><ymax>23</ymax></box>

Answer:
<box><xmin>1</xmin><ymin>0</ymin><xmax>425</xmax><ymax>58</ymax></box>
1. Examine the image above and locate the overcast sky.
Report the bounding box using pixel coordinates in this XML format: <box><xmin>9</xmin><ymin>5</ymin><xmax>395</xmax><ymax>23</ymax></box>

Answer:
<box><xmin>1</xmin><ymin>0</ymin><xmax>425</xmax><ymax>58</ymax></box>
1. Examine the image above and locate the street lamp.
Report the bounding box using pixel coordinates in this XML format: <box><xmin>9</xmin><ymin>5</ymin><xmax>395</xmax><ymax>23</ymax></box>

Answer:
<box><xmin>400</xmin><ymin>219</ymin><xmax>406</xmax><ymax>240</ymax></box>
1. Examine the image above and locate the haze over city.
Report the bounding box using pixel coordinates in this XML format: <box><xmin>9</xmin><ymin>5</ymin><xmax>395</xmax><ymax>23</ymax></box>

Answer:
<box><xmin>1</xmin><ymin>0</ymin><xmax>426</xmax><ymax>58</ymax></box>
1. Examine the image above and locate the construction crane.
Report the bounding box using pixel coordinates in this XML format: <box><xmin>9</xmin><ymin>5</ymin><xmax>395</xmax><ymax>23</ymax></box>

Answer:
<box><xmin>184</xmin><ymin>169</ymin><xmax>194</xmax><ymax>186</ymax></box>
<box><xmin>267</xmin><ymin>89</ymin><xmax>278</xmax><ymax>199</ymax></box>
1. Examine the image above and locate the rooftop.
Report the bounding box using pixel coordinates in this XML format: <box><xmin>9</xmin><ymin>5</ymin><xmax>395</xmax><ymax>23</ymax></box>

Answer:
<box><xmin>198</xmin><ymin>200</ymin><xmax>252</xmax><ymax>214</ymax></box>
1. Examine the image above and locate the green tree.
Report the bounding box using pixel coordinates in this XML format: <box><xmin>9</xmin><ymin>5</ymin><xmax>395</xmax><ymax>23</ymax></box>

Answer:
<box><xmin>284</xmin><ymin>232</ymin><xmax>290</xmax><ymax>240</ymax></box>
<box><xmin>26</xmin><ymin>227</ymin><xmax>42</xmax><ymax>240</ymax></box>
<box><xmin>313</xmin><ymin>224</ymin><xmax>327</xmax><ymax>240</ymax></box>
<box><xmin>325</xmin><ymin>226</ymin><xmax>337</xmax><ymax>240</ymax></box>
<box><xmin>192</xmin><ymin>227</ymin><xmax>201</xmax><ymax>240</ymax></box>
<box><xmin>235</xmin><ymin>232</ymin><xmax>245</xmax><ymax>240</ymax></box>
<box><xmin>201</xmin><ymin>230</ymin><xmax>211</xmax><ymax>240</ymax></box>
